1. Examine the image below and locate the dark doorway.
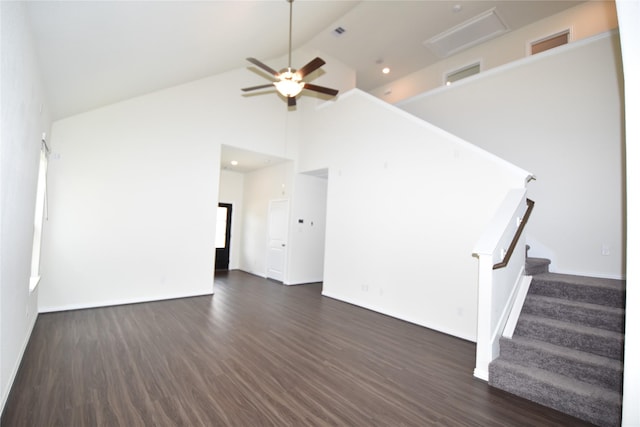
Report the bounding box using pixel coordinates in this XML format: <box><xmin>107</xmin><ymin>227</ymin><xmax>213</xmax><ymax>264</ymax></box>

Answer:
<box><xmin>215</xmin><ymin>203</ymin><xmax>232</xmax><ymax>271</ymax></box>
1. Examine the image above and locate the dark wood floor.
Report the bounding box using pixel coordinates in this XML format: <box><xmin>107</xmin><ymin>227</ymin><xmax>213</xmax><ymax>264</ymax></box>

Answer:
<box><xmin>2</xmin><ymin>271</ymin><xmax>593</xmax><ymax>426</ymax></box>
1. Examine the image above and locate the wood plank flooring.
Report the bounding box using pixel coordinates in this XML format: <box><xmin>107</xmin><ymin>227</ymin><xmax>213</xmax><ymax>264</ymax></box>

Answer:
<box><xmin>2</xmin><ymin>271</ymin><xmax>594</xmax><ymax>426</ymax></box>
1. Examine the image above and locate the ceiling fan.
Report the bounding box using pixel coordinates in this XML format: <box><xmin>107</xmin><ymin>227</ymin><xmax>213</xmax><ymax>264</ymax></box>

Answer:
<box><xmin>241</xmin><ymin>0</ymin><xmax>339</xmax><ymax>107</ymax></box>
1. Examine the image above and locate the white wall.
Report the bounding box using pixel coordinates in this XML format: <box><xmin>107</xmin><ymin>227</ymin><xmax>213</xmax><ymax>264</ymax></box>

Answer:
<box><xmin>240</xmin><ymin>162</ymin><xmax>294</xmax><ymax>278</ymax></box>
<box><xmin>218</xmin><ymin>169</ymin><xmax>244</xmax><ymax>270</ymax></box>
<box><xmin>37</xmin><ymin>40</ymin><xmax>351</xmax><ymax>311</ymax></box>
<box><xmin>287</xmin><ymin>173</ymin><xmax>328</xmax><ymax>285</ymax></box>
<box><xmin>220</xmin><ymin>167</ymin><xmax>328</xmax><ymax>284</ymax></box>
<box><xmin>38</xmin><ymin>66</ymin><xmax>298</xmax><ymax>312</ymax></box>
<box><xmin>371</xmin><ymin>1</ymin><xmax>618</xmax><ymax>104</ymax></box>
<box><xmin>400</xmin><ymin>32</ymin><xmax>624</xmax><ymax>280</ymax></box>
<box><xmin>300</xmin><ymin>90</ymin><xmax>531</xmax><ymax>340</ymax></box>
<box><xmin>0</xmin><ymin>1</ymin><xmax>51</xmax><ymax>411</ymax></box>
<box><xmin>617</xmin><ymin>1</ymin><xmax>640</xmax><ymax>425</ymax></box>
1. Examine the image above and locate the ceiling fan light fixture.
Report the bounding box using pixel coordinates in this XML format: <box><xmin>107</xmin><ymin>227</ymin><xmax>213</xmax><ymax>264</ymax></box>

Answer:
<box><xmin>275</xmin><ymin>80</ymin><xmax>304</xmax><ymax>98</ymax></box>
<box><xmin>275</xmin><ymin>69</ymin><xmax>304</xmax><ymax>97</ymax></box>
<box><xmin>241</xmin><ymin>0</ymin><xmax>338</xmax><ymax>107</ymax></box>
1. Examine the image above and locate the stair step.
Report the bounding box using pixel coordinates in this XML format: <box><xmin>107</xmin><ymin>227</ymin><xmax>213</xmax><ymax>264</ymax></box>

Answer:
<box><xmin>499</xmin><ymin>336</ymin><xmax>623</xmax><ymax>392</ymax></box>
<box><xmin>525</xmin><ymin>257</ymin><xmax>550</xmax><ymax>275</ymax></box>
<box><xmin>489</xmin><ymin>360</ymin><xmax>621</xmax><ymax>427</ymax></box>
<box><xmin>514</xmin><ymin>314</ymin><xmax>624</xmax><ymax>360</ymax></box>
<box><xmin>522</xmin><ymin>294</ymin><xmax>625</xmax><ymax>332</ymax></box>
<box><xmin>491</xmin><ymin>270</ymin><xmax>626</xmax><ymax>425</ymax></box>
<box><xmin>529</xmin><ymin>273</ymin><xmax>625</xmax><ymax>308</ymax></box>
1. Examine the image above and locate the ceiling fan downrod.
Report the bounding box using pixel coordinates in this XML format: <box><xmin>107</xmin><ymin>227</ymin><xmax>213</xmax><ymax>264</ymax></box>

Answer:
<box><xmin>287</xmin><ymin>0</ymin><xmax>294</xmax><ymax>70</ymax></box>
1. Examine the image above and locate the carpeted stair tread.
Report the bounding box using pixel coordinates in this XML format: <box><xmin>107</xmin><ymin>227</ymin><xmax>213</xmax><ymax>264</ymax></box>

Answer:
<box><xmin>489</xmin><ymin>359</ymin><xmax>621</xmax><ymax>427</ymax></box>
<box><xmin>514</xmin><ymin>314</ymin><xmax>624</xmax><ymax>360</ymax></box>
<box><xmin>499</xmin><ymin>336</ymin><xmax>623</xmax><ymax>391</ymax></box>
<box><xmin>525</xmin><ymin>257</ymin><xmax>550</xmax><ymax>275</ymax></box>
<box><xmin>529</xmin><ymin>273</ymin><xmax>625</xmax><ymax>308</ymax></box>
<box><xmin>490</xmin><ymin>271</ymin><xmax>625</xmax><ymax>424</ymax></box>
<box><xmin>522</xmin><ymin>294</ymin><xmax>625</xmax><ymax>332</ymax></box>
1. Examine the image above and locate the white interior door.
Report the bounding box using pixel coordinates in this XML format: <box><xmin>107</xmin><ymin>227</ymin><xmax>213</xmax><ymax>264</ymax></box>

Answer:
<box><xmin>267</xmin><ymin>199</ymin><xmax>289</xmax><ymax>282</ymax></box>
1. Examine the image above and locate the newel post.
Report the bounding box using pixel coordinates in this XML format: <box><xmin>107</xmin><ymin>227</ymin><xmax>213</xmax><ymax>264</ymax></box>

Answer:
<box><xmin>474</xmin><ymin>253</ymin><xmax>494</xmax><ymax>381</ymax></box>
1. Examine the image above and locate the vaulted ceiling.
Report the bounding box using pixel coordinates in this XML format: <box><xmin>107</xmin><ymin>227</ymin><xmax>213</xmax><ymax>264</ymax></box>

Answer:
<box><xmin>25</xmin><ymin>1</ymin><xmax>582</xmax><ymax>121</ymax></box>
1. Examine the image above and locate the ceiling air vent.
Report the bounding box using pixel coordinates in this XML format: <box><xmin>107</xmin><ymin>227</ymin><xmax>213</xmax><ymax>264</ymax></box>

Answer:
<box><xmin>424</xmin><ymin>8</ymin><xmax>508</xmax><ymax>58</ymax></box>
<box><xmin>333</xmin><ymin>27</ymin><xmax>346</xmax><ymax>37</ymax></box>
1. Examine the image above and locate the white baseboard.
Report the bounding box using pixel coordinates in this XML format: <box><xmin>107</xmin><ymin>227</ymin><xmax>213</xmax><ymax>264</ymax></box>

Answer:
<box><xmin>473</xmin><ymin>368</ymin><xmax>489</xmax><ymax>382</ymax></box>
<box><xmin>321</xmin><ymin>290</ymin><xmax>476</xmax><ymax>342</ymax></box>
<box><xmin>38</xmin><ymin>290</ymin><xmax>214</xmax><ymax>313</ymax></box>
<box><xmin>284</xmin><ymin>278</ymin><xmax>324</xmax><ymax>286</ymax></box>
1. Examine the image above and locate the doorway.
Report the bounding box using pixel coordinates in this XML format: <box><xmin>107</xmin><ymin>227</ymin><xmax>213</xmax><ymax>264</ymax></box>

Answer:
<box><xmin>215</xmin><ymin>203</ymin><xmax>233</xmax><ymax>271</ymax></box>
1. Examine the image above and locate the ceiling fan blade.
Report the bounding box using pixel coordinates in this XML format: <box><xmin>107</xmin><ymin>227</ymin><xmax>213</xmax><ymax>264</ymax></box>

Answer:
<box><xmin>246</xmin><ymin>58</ymin><xmax>280</xmax><ymax>77</ymax></box>
<box><xmin>303</xmin><ymin>83</ymin><xmax>339</xmax><ymax>97</ymax></box>
<box><xmin>288</xmin><ymin>96</ymin><xmax>296</xmax><ymax>107</ymax></box>
<box><xmin>241</xmin><ymin>83</ymin><xmax>275</xmax><ymax>92</ymax></box>
<box><xmin>296</xmin><ymin>57</ymin><xmax>326</xmax><ymax>79</ymax></box>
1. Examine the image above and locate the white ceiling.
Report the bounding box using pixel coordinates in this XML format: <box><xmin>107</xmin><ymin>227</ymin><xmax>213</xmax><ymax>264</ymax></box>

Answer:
<box><xmin>220</xmin><ymin>145</ymin><xmax>288</xmax><ymax>174</ymax></box>
<box><xmin>25</xmin><ymin>0</ymin><xmax>582</xmax><ymax>121</ymax></box>
<box><xmin>306</xmin><ymin>0</ymin><xmax>581</xmax><ymax>89</ymax></box>
<box><xmin>25</xmin><ymin>0</ymin><xmax>360</xmax><ymax>120</ymax></box>
<box><xmin>23</xmin><ymin>0</ymin><xmax>582</xmax><ymax>173</ymax></box>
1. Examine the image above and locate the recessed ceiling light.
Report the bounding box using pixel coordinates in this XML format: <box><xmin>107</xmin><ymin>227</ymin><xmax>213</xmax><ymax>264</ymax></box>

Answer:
<box><xmin>230</xmin><ymin>160</ymin><xmax>238</xmax><ymax>166</ymax></box>
<box><xmin>382</xmin><ymin>67</ymin><xmax>390</xmax><ymax>74</ymax></box>
<box><xmin>453</xmin><ymin>4</ymin><xmax>463</xmax><ymax>13</ymax></box>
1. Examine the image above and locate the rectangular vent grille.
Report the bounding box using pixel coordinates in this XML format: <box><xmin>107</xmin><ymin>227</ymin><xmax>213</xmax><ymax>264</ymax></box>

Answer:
<box><xmin>333</xmin><ymin>26</ymin><xmax>346</xmax><ymax>36</ymax></box>
<box><xmin>424</xmin><ymin>8</ymin><xmax>508</xmax><ymax>58</ymax></box>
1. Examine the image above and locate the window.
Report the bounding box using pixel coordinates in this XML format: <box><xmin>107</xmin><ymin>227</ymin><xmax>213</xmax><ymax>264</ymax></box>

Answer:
<box><xmin>445</xmin><ymin>62</ymin><xmax>481</xmax><ymax>86</ymax></box>
<box><xmin>531</xmin><ymin>30</ymin><xmax>570</xmax><ymax>55</ymax></box>
<box><xmin>29</xmin><ymin>140</ymin><xmax>48</xmax><ymax>292</ymax></box>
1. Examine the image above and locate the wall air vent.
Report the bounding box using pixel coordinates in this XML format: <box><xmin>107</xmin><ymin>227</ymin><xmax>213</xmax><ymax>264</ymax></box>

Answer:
<box><xmin>445</xmin><ymin>62</ymin><xmax>481</xmax><ymax>85</ymax></box>
<box><xmin>424</xmin><ymin>8</ymin><xmax>508</xmax><ymax>58</ymax></box>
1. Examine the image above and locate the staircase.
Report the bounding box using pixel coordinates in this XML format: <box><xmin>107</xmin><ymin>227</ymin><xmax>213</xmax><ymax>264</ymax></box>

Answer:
<box><xmin>489</xmin><ymin>259</ymin><xmax>625</xmax><ymax>427</ymax></box>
